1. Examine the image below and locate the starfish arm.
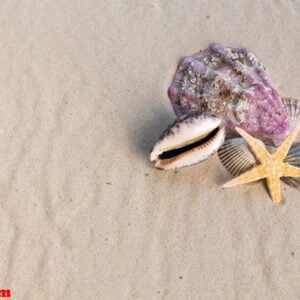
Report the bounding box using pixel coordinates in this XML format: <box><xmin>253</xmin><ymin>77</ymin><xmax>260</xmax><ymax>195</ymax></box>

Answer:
<box><xmin>235</xmin><ymin>127</ymin><xmax>270</xmax><ymax>162</ymax></box>
<box><xmin>266</xmin><ymin>176</ymin><xmax>282</xmax><ymax>204</ymax></box>
<box><xmin>282</xmin><ymin>163</ymin><xmax>300</xmax><ymax>178</ymax></box>
<box><xmin>275</xmin><ymin>124</ymin><xmax>300</xmax><ymax>161</ymax></box>
<box><xmin>223</xmin><ymin>165</ymin><xmax>266</xmax><ymax>188</ymax></box>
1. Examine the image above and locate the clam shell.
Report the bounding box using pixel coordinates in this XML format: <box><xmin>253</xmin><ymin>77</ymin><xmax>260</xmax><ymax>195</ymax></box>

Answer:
<box><xmin>282</xmin><ymin>97</ymin><xmax>300</xmax><ymax>130</ymax></box>
<box><xmin>218</xmin><ymin>138</ymin><xmax>257</xmax><ymax>176</ymax></box>
<box><xmin>150</xmin><ymin>112</ymin><xmax>225</xmax><ymax>170</ymax></box>
<box><xmin>282</xmin><ymin>142</ymin><xmax>300</xmax><ymax>188</ymax></box>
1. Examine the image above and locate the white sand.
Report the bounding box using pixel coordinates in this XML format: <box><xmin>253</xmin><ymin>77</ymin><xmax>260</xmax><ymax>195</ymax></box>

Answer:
<box><xmin>0</xmin><ymin>0</ymin><xmax>300</xmax><ymax>299</ymax></box>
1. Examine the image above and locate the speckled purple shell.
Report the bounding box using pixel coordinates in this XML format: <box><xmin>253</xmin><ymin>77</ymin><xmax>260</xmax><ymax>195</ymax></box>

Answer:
<box><xmin>168</xmin><ymin>43</ymin><xmax>290</xmax><ymax>146</ymax></box>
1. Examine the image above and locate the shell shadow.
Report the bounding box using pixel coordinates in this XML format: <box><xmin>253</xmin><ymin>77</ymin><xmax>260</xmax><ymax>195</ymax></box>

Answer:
<box><xmin>131</xmin><ymin>107</ymin><xmax>174</xmax><ymax>161</ymax></box>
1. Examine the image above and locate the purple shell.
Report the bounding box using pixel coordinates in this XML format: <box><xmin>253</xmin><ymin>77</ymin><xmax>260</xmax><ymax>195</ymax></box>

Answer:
<box><xmin>168</xmin><ymin>43</ymin><xmax>290</xmax><ymax>146</ymax></box>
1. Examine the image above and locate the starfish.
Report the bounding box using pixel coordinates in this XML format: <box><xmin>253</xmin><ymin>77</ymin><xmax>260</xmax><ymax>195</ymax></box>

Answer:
<box><xmin>223</xmin><ymin>124</ymin><xmax>300</xmax><ymax>203</ymax></box>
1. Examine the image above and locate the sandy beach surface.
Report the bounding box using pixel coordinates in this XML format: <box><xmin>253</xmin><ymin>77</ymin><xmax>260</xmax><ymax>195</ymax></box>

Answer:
<box><xmin>1</xmin><ymin>0</ymin><xmax>300</xmax><ymax>299</ymax></box>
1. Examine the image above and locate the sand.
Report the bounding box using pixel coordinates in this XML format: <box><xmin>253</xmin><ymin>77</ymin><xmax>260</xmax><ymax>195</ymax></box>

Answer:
<box><xmin>0</xmin><ymin>0</ymin><xmax>300</xmax><ymax>299</ymax></box>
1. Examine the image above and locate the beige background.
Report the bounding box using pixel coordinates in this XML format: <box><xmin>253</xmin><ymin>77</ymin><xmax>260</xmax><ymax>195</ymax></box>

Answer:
<box><xmin>0</xmin><ymin>0</ymin><xmax>300</xmax><ymax>299</ymax></box>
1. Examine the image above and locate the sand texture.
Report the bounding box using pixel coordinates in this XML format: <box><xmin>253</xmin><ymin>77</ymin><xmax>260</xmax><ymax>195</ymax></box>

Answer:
<box><xmin>0</xmin><ymin>0</ymin><xmax>300</xmax><ymax>299</ymax></box>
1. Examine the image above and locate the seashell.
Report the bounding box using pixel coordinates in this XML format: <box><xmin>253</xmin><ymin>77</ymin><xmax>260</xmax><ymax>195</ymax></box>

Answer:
<box><xmin>218</xmin><ymin>137</ymin><xmax>257</xmax><ymax>176</ymax></box>
<box><xmin>168</xmin><ymin>43</ymin><xmax>290</xmax><ymax>146</ymax></box>
<box><xmin>218</xmin><ymin>138</ymin><xmax>300</xmax><ymax>189</ymax></box>
<box><xmin>151</xmin><ymin>44</ymin><xmax>299</xmax><ymax>171</ymax></box>
<box><xmin>282</xmin><ymin>97</ymin><xmax>300</xmax><ymax>130</ymax></box>
<box><xmin>282</xmin><ymin>142</ymin><xmax>300</xmax><ymax>188</ymax></box>
<box><xmin>150</xmin><ymin>112</ymin><xmax>225</xmax><ymax>170</ymax></box>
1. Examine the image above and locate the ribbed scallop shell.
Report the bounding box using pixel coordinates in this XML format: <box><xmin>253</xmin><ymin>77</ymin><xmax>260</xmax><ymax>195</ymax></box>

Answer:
<box><xmin>218</xmin><ymin>138</ymin><xmax>257</xmax><ymax>176</ymax></box>
<box><xmin>283</xmin><ymin>142</ymin><xmax>300</xmax><ymax>188</ymax></box>
<box><xmin>282</xmin><ymin>97</ymin><xmax>300</xmax><ymax>130</ymax></box>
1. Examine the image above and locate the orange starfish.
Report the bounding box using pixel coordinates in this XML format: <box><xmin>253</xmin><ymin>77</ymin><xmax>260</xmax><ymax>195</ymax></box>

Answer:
<box><xmin>223</xmin><ymin>124</ymin><xmax>300</xmax><ymax>203</ymax></box>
